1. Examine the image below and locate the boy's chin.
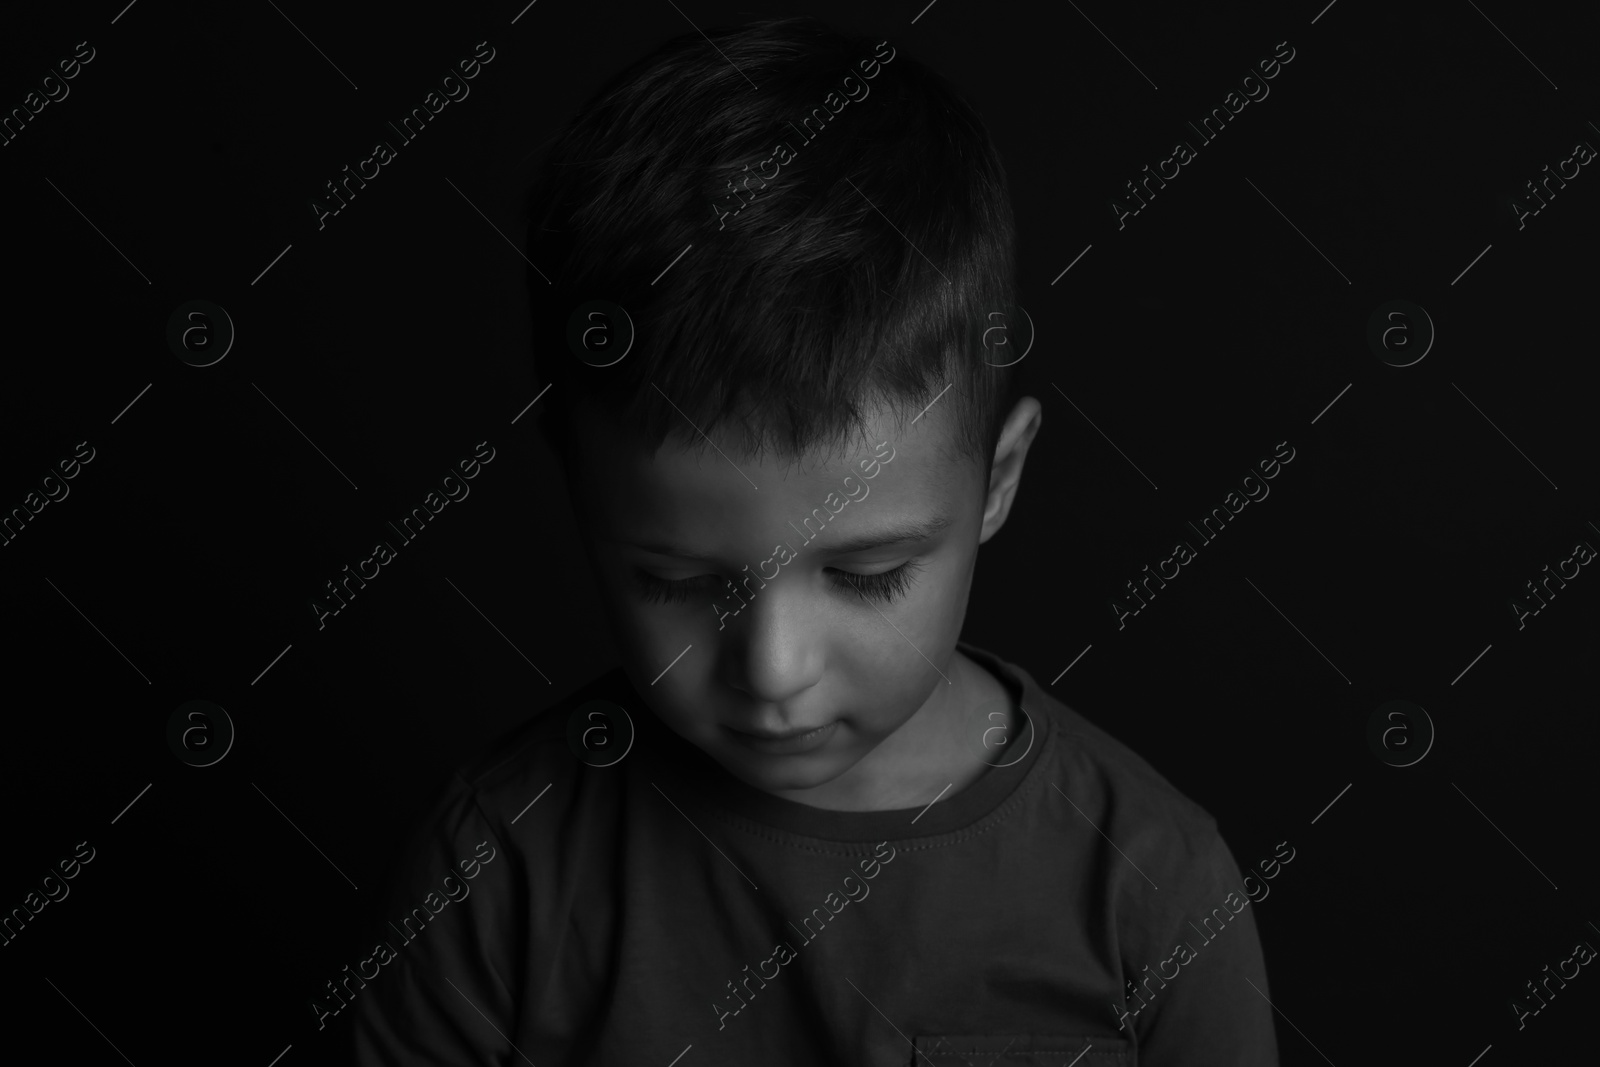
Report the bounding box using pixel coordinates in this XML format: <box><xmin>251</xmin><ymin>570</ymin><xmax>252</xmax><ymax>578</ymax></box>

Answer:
<box><xmin>711</xmin><ymin>745</ymin><xmax>858</xmax><ymax>794</ymax></box>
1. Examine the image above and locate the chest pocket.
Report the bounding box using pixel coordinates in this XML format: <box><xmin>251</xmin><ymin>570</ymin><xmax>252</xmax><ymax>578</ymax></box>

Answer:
<box><xmin>911</xmin><ymin>1034</ymin><xmax>1133</xmax><ymax>1066</ymax></box>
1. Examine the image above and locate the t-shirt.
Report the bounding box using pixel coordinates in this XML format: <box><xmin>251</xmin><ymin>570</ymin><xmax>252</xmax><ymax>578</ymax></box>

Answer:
<box><xmin>343</xmin><ymin>642</ymin><xmax>1279</xmax><ymax>1065</ymax></box>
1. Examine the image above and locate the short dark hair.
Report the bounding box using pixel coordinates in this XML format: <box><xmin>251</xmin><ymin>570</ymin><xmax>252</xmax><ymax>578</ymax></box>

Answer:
<box><xmin>524</xmin><ymin>16</ymin><xmax>1018</xmax><ymax>479</ymax></box>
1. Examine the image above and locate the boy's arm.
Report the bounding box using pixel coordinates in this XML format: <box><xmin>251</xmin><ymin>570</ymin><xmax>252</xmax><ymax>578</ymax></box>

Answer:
<box><xmin>1126</xmin><ymin>826</ymin><xmax>1280</xmax><ymax>1066</ymax></box>
<box><xmin>347</xmin><ymin>773</ymin><xmax>523</xmax><ymax>1066</ymax></box>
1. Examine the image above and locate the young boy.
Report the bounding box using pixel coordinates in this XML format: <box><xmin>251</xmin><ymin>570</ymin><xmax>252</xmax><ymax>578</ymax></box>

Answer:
<box><xmin>347</xmin><ymin>17</ymin><xmax>1278</xmax><ymax>1065</ymax></box>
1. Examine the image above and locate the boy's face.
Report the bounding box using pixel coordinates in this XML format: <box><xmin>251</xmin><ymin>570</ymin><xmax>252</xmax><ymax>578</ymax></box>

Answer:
<box><xmin>565</xmin><ymin>396</ymin><xmax>1033</xmax><ymax>806</ymax></box>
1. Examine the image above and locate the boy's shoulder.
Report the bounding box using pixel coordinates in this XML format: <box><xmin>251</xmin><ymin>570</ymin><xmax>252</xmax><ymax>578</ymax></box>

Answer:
<box><xmin>975</xmin><ymin>645</ymin><xmax>1219</xmax><ymax>825</ymax></box>
<box><xmin>969</xmin><ymin>644</ymin><xmax>1231</xmax><ymax>878</ymax></box>
<box><xmin>451</xmin><ymin>665</ymin><xmax>642</xmax><ymax>806</ymax></box>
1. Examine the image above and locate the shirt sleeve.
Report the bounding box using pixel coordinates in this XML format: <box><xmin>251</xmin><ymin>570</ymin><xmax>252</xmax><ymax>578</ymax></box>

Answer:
<box><xmin>347</xmin><ymin>773</ymin><xmax>523</xmax><ymax>1066</ymax></box>
<box><xmin>1124</xmin><ymin>825</ymin><xmax>1280</xmax><ymax>1066</ymax></box>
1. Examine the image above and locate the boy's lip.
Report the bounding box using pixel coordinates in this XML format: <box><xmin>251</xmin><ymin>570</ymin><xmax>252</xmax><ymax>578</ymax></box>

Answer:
<box><xmin>727</xmin><ymin>721</ymin><xmax>832</xmax><ymax>741</ymax></box>
<box><xmin>723</xmin><ymin>720</ymin><xmax>839</xmax><ymax>754</ymax></box>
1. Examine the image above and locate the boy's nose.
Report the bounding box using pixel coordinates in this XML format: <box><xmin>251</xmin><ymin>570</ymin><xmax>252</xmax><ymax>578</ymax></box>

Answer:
<box><xmin>716</xmin><ymin>585</ymin><xmax>826</xmax><ymax>706</ymax></box>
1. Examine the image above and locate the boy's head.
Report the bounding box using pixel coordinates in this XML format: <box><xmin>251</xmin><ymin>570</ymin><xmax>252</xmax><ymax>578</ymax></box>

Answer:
<box><xmin>524</xmin><ymin>17</ymin><xmax>1042</xmax><ymax>801</ymax></box>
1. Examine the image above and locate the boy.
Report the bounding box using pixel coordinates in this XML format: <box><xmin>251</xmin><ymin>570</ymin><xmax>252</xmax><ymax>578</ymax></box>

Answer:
<box><xmin>347</xmin><ymin>17</ymin><xmax>1278</xmax><ymax>1065</ymax></box>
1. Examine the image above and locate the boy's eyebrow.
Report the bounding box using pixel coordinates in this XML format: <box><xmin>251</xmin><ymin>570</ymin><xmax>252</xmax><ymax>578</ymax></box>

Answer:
<box><xmin>623</xmin><ymin>513</ymin><xmax>955</xmax><ymax>559</ymax></box>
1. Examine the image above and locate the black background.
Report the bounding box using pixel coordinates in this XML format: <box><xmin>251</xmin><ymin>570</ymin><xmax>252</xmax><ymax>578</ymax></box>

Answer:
<box><xmin>1</xmin><ymin>1</ymin><xmax>1596</xmax><ymax>1064</ymax></box>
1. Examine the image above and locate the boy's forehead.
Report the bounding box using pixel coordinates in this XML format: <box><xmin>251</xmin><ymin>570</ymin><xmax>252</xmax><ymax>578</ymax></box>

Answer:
<box><xmin>567</xmin><ymin>399</ymin><xmax>975</xmax><ymax>544</ymax></box>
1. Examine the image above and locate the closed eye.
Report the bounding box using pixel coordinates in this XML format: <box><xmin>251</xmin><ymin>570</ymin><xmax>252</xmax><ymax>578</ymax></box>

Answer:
<box><xmin>633</xmin><ymin>560</ymin><xmax>924</xmax><ymax>606</ymax></box>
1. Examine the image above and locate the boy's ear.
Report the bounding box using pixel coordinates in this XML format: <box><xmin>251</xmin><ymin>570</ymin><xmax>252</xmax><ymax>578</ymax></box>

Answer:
<box><xmin>978</xmin><ymin>397</ymin><xmax>1043</xmax><ymax>545</ymax></box>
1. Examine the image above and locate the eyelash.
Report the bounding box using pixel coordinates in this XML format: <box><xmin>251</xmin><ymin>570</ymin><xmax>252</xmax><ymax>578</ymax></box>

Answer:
<box><xmin>634</xmin><ymin>560</ymin><xmax>924</xmax><ymax>606</ymax></box>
